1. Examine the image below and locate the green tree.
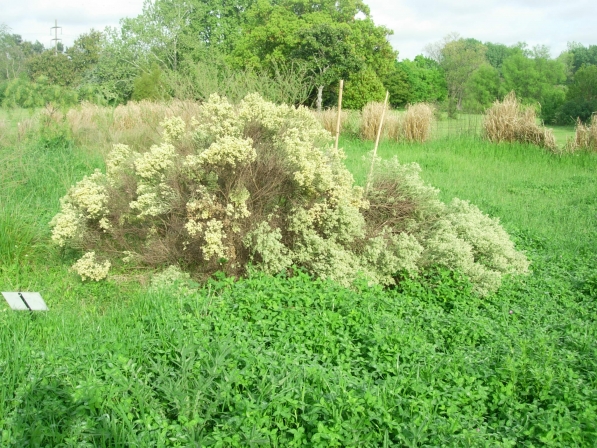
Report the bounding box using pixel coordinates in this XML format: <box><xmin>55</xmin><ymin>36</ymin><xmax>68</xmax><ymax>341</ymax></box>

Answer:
<box><xmin>89</xmin><ymin>25</ymin><xmax>155</xmax><ymax>103</ymax></box>
<box><xmin>342</xmin><ymin>66</ymin><xmax>386</xmax><ymax>110</ymax></box>
<box><xmin>132</xmin><ymin>65</ymin><xmax>169</xmax><ymax>100</ymax></box>
<box><xmin>383</xmin><ymin>61</ymin><xmax>410</xmax><ymax>107</ymax></box>
<box><xmin>231</xmin><ymin>0</ymin><xmax>395</xmax><ymax>107</ymax></box>
<box><xmin>557</xmin><ymin>65</ymin><xmax>597</xmax><ymax>123</ymax></box>
<box><xmin>26</xmin><ymin>51</ymin><xmax>78</xmax><ymax>87</ymax></box>
<box><xmin>484</xmin><ymin>42</ymin><xmax>517</xmax><ymax>72</ymax></box>
<box><xmin>0</xmin><ymin>26</ymin><xmax>27</xmax><ymax>81</ymax></box>
<box><xmin>66</xmin><ymin>30</ymin><xmax>103</xmax><ymax>75</ymax></box>
<box><xmin>568</xmin><ymin>64</ymin><xmax>597</xmax><ymax>101</ymax></box>
<box><xmin>402</xmin><ymin>56</ymin><xmax>447</xmax><ymax>104</ymax></box>
<box><xmin>568</xmin><ymin>42</ymin><xmax>597</xmax><ymax>72</ymax></box>
<box><xmin>290</xmin><ymin>22</ymin><xmax>360</xmax><ymax>110</ymax></box>
<box><xmin>182</xmin><ymin>0</ymin><xmax>254</xmax><ymax>54</ymax></box>
<box><xmin>501</xmin><ymin>51</ymin><xmax>566</xmax><ymax>111</ymax></box>
<box><xmin>463</xmin><ymin>64</ymin><xmax>500</xmax><ymax>112</ymax></box>
<box><xmin>426</xmin><ymin>34</ymin><xmax>487</xmax><ymax>115</ymax></box>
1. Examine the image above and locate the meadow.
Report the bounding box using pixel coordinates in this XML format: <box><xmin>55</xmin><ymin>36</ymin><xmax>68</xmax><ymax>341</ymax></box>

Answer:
<box><xmin>0</xmin><ymin>107</ymin><xmax>596</xmax><ymax>446</ymax></box>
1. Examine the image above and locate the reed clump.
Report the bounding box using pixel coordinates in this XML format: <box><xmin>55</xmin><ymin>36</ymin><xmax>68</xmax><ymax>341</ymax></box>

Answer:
<box><xmin>483</xmin><ymin>92</ymin><xmax>557</xmax><ymax>151</ymax></box>
<box><xmin>312</xmin><ymin>107</ymin><xmax>347</xmax><ymax>135</ymax></box>
<box><xmin>402</xmin><ymin>103</ymin><xmax>435</xmax><ymax>143</ymax></box>
<box><xmin>573</xmin><ymin>116</ymin><xmax>597</xmax><ymax>152</ymax></box>
<box><xmin>383</xmin><ymin>104</ymin><xmax>435</xmax><ymax>143</ymax></box>
<box><xmin>384</xmin><ymin>112</ymin><xmax>403</xmax><ymax>141</ymax></box>
<box><xmin>360</xmin><ymin>101</ymin><xmax>388</xmax><ymax>140</ymax></box>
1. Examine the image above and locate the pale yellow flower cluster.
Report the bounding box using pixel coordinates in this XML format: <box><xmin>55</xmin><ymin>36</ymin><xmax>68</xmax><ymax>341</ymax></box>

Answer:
<box><xmin>129</xmin><ymin>183</ymin><xmax>176</xmax><ymax>217</ymax></box>
<box><xmin>161</xmin><ymin>116</ymin><xmax>186</xmax><ymax>143</ymax></box>
<box><xmin>71</xmin><ymin>251</ymin><xmax>111</xmax><ymax>281</ymax></box>
<box><xmin>106</xmin><ymin>143</ymin><xmax>132</xmax><ymax>178</ymax></box>
<box><xmin>421</xmin><ymin>198</ymin><xmax>530</xmax><ymax>296</ymax></box>
<box><xmin>49</xmin><ymin>201</ymin><xmax>83</xmax><ymax>247</ymax></box>
<box><xmin>49</xmin><ymin>170</ymin><xmax>109</xmax><ymax>247</ymax></box>
<box><xmin>133</xmin><ymin>143</ymin><xmax>176</xmax><ymax>180</ymax></box>
<box><xmin>194</xmin><ymin>136</ymin><xmax>256</xmax><ymax>168</ymax></box>
<box><xmin>192</xmin><ymin>94</ymin><xmax>241</xmax><ymax>141</ymax></box>
<box><xmin>244</xmin><ymin>222</ymin><xmax>292</xmax><ymax>274</ymax></box>
<box><xmin>68</xmin><ymin>170</ymin><xmax>109</xmax><ymax>219</ymax></box>
<box><xmin>202</xmin><ymin>219</ymin><xmax>226</xmax><ymax>260</ymax></box>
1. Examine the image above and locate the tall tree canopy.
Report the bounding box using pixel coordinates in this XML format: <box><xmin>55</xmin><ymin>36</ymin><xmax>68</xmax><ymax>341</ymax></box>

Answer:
<box><xmin>231</xmin><ymin>0</ymin><xmax>396</xmax><ymax>108</ymax></box>
<box><xmin>426</xmin><ymin>34</ymin><xmax>487</xmax><ymax>114</ymax></box>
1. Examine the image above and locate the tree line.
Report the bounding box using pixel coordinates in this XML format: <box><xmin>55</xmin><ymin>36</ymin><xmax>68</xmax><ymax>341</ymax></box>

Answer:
<box><xmin>1</xmin><ymin>0</ymin><xmax>596</xmax><ymax>123</ymax></box>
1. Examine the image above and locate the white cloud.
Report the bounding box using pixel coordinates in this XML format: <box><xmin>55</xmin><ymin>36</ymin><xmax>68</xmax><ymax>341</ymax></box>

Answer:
<box><xmin>0</xmin><ymin>0</ymin><xmax>145</xmax><ymax>47</ymax></box>
<box><xmin>367</xmin><ymin>0</ymin><xmax>597</xmax><ymax>60</ymax></box>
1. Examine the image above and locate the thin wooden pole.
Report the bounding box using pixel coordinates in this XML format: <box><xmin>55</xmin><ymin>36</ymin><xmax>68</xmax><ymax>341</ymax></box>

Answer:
<box><xmin>334</xmin><ymin>80</ymin><xmax>344</xmax><ymax>150</ymax></box>
<box><xmin>365</xmin><ymin>91</ymin><xmax>390</xmax><ymax>195</ymax></box>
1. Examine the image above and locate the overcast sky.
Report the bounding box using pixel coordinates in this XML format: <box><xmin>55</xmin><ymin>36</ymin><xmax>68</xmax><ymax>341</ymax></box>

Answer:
<box><xmin>1</xmin><ymin>0</ymin><xmax>595</xmax><ymax>60</ymax></box>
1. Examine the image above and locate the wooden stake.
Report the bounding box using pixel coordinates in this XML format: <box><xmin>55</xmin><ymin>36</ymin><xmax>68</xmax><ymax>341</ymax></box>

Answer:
<box><xmin>365</xmin><ymin>91</ymin><xmax>389</xmax><ymax>195</ymax></box>
<box><xmin>334</xmin><ymin>80</ymin><xmax>344</xmax><ymax>150</ymax></box>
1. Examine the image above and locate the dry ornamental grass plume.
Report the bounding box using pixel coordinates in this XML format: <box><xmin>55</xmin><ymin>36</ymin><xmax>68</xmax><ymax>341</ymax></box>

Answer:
<box><xmin>313</xmin><ymin>108</ymin><xmax>347</xmax><ymax>135</ymax></box>
<box><xmin>402</xmin><ymin>103</ymin><xmax>435</xmax><ymax>143</ymax></box>
<box><xmin>384</xmin><ymin>112</ymin><xmax>403</xmax><ymax>141</ymax></box>
<box><xmin>51</xmin><ymin>93</ymin><xmax>529</xmax><ymax>295</ymax></box>
<box><xmin>483</xmin><ymin>92</ymin><xmax>557</xmax><ymax>151</ymax></box>
<box><xmin>572</xmin><ymin>116</ymin><xmax>597</xmax><ymax>152</ymax></box>
<box><xmin>361</xmin><ymin>102</ymin><xmax>435</xmax><ymax>143</ymax></box>
<box><xmin>360</xmin><ymin>101</ymin><xmax>388</xmax><ymax>140</ymax></box>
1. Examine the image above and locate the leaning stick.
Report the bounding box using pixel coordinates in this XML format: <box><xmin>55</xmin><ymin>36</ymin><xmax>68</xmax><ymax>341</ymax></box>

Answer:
<box><xmin>334</xmin><ymin>80</ymin><xmax>344</xmax><ymax>150</ymax></box>
<box><xmin>365</xmin><ymin>90</ymin><xmax>389</xmax><ymax>195</ymax></box>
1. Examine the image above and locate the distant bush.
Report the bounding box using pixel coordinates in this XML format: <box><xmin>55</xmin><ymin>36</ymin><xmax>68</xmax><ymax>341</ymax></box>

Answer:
<box><xmin>132</xmin><ymin>66</ymin><xmax>169</xmax><ymax>102</ymax></box>
<box><xmin>555</xmin><ymin>65</ymin><xmax>597</xmax><ymax>124</ymax></box>
<box><xmin>483</xmin><ymin>92</ymin><xmax>557</xmax><ymax>152</ymax></box>
<box><xmin>539</xmin><ymin>86</ymin><xmax>566</xmax><ymax>124</ymax></box>
<box><xmin>343</xmin><ymin>68</ymin><xmax>386</xmax><ymax>110</ymax></box>
<box><xmin>51</xmin><ymin>94</ymin><xmax>528</xmax><ymax>295</ymax></box>
<box><xmin>1</xmin><ymin>77</ymin><xmax>79</xmax><ymax>109</ymax></box>
<box><xmin>165</xmin><ymin>59</ymin><xmax>313</xmax><ymax>106</ymax></box>
<box><xmin>556</xmin><ymin>99</ymin><xmax>597</xmax><ymax>125</ymax></box>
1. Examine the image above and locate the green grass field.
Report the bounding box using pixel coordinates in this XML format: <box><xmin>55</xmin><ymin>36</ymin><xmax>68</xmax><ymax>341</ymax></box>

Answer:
<box><xmin>1</xmin><ymin>123</ymin><xmax>596</xmax><ymax>446</ymax></box>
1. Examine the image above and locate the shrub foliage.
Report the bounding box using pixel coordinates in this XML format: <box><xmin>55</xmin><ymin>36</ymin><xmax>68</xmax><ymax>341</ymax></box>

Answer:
<box><xmin>51</xmin><ymin>94</ymin><xmax>528</xmax><ymax>294</ymax></box>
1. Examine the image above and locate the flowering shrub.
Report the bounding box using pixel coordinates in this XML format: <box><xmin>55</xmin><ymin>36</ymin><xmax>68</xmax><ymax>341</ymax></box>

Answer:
<box><xmin>70</xmin><ymin>251</ymin><xmax>111</xmax><ymax>281</ymax></box>
<box><xmin>51</xmin><ymin>93</ymin><xmax>528</xmax><ymax>294</ymax></box>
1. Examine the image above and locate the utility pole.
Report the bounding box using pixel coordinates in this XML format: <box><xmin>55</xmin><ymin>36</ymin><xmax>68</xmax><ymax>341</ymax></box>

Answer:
<box><xmin>50</xmin><ymin>20</ymin><xmax>62</xmax><ymax>55</ymax></box>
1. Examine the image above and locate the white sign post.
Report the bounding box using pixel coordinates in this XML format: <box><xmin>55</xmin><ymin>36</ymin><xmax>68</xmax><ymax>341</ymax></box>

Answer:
<box><xmin>2</xmin><ymin>292</ymin><xmax>48</xmax><ymax>311</ymax></box>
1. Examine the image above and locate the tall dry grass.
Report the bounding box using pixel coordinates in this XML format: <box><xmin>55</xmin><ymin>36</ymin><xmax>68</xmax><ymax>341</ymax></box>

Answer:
<box><xmin>313</xmin><ymin>107</ymin><xmax>348</xmax><ymax>135</ymax></box>
<box><xmin>384</xmin><ymin>112</ymin><xmax>402</xmax><ymax>141</ymax></box>
<box><xmin>360</xmin><ymin>102</ymin><xmax>388</xmax><ymax>140</ymax></box>
<box><xmin>573</xmin><ymin>116</ymin><xmax>597</xmax><ymax>152</ymax></box>
<box><xmin>403</xmin><ymin>103</ymin><xmax>435</xmax><ymax>143</ymax></box>
<box><xmin>66</xmin><ymin>100</ymin><xmax>202</xmax><ymax>152</ymax></box>
<box><xmin>483</xmin><ymin>92</ymin><xmax>557</xmax><ymax>152</ymax></box>
<box><xmin>383</xmin><ymin>103</ymin><xmax>435</xmax><ymax>143</ymax></box>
